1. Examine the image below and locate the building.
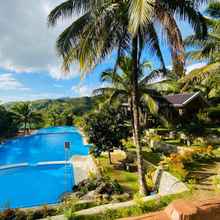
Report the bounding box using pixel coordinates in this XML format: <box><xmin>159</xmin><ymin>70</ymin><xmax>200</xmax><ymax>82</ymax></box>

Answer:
<box><xmin>160</xmin><ymin>92</ymin><xmax>208</xmax><ymax>121</ymax></box>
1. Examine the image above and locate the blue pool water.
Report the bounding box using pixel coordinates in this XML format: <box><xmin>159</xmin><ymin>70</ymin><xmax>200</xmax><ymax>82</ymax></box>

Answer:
<box><xmin>0</xmin><ymin>164</ymin><xmax>73</xmax><ymax>209</ymax></box>
<box><xmin>0</xmin><ymin>126</ymin><xmax>89</xmax><ymax>165</ymax></box>
<box><xmin>0</xmin><ymin>126</ymin><xmax>89</xmax><ymax>209</ymax></box>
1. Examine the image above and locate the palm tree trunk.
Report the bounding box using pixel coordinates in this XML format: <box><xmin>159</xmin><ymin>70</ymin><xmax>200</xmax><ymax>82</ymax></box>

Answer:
<box><xmin>129</xmin><ymin>98</ymin><xmax>135</xmax><ymax>142</ymax></box>
<box><xmin>108</xmin><ymin>150</ymin><xmax>112</xmax><ymax>165</ymax></box>
<box><xmin>131</xmin><ymin>36</ymin><xmax>148</xmax><ymax>196</ymax></box>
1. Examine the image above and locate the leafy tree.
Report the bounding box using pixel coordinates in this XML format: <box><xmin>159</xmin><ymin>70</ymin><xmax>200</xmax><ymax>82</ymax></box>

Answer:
<box><xmin>47</xmin><ymin>105</ymin><xmax>63</xmax><ymax>126</ymax></box>
<box><xmin>48</xmin><ymin>0</ymin><xmax>207</xmax><ymax>195</ymax></box>
<box><xmin>12</xmin><ymin>103</ymin><xmax>42</xmax><ymax>134</ymax></box>
<box><xmin>84</xmin><ymin>105</ymin><xmax>130</xmax><ymax>164</ymax></box>
<box><xmin>0</xmin><ymin>106</ymin><xmax>18</xmax><ymax>139</ymax></box>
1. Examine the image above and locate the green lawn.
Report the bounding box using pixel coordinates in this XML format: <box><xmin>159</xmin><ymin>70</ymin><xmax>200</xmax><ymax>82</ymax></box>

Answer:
<box><xmin>96</xmin><ymin>154</ymin><xmax>139</xmax><ymax>195</ymax></box>
<box><xmin>142</xmin><ymin>151</ymin><xmax>162</xmax><ymax>166</ymax></box>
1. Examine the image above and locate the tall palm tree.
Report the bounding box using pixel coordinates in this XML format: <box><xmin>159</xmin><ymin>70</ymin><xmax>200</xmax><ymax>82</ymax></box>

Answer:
<box><xmin>182</xmin><ymin>2</ymin><xmax>220</xmax><ymax>85</ymax></box>
<box><xmin>94</xmin><ymin>56</ymin><xmax>160</xmax><ymax>124</ymax></box>
<box><xmin>12</xmin><ymin>103</ymin><xmax>41</xmax><ymax>134</ymax></box>
<box><xmin>48</xmin><ymin>0</ymin><xmax>207</xmax><ymax>196</ymax></box>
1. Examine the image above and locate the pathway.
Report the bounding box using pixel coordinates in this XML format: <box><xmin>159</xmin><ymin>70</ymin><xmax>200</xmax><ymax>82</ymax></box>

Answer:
<box><xmin>190</xmin><ymin>158</ymin><xmax>220</xmax><ymax>194</ymax></box>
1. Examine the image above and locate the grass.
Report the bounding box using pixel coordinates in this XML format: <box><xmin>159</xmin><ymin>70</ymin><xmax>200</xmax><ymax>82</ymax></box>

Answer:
<box><xmin>72</xmin><ymin>192</ymin><xmax>192</xmax><ymax>220</ymax></box>
<box><xmin>213</xmin><ymin>148</ymin><xmax>220</xmax><ymax>157</ymax></box>
<box><xmin>164</xmin><ymin>138</ymin><xmax>181</xmax><ymax>145</ymax></box>
<box><xmin>96</xmin><ymin>153</ymin><xmax>139</xmax><ymax>195</ymax></box>
<box><xmin>142</xmin><ymin>151</ymin><xmax>162</xmax><ymax>166</ymax></box>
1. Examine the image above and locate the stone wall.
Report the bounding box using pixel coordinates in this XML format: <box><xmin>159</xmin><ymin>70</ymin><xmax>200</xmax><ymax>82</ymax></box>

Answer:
<box><xmin>154</xmin><ymin>168</ymin><xmax>188</xmax><ymax>195</ymax></box>
<box><xmin>120</xmin><ymin>198</ymin><xmax>220</xmax><ymax>220</ymax></box>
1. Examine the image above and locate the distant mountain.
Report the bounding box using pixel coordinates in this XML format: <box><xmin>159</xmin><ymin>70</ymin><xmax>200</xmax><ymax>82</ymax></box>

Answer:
<box><xmin>4</xmin><ymin>96</ymin><xmax>100</xmax><ymax>116</ymax></box>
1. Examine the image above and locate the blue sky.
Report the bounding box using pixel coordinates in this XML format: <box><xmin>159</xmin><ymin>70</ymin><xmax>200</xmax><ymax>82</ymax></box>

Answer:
<box><xmin>0</xmin><ymin>1</ymin><xmax>206</xmax><ymax>103</ymax></box>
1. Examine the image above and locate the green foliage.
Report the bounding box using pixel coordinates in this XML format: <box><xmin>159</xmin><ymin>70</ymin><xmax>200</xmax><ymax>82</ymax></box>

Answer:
<box><xmin>180</xmin><ymin>121</ymin><xmax>205</xmax><ymax>135</ymax></box>
<box><xmin>73</xmin><ymin>117</ymin><xmax>86</xmax><ymax>129</ymax></box>
<box><xmin>0</xmin><ymin>105</ymin><xmax>18</xmax><ymax>139</ymax></box>
<box><xmin>73</xmin><ymin>193</ymin><xmax>188</xmax><ymax>220</ymax></box>
<box><xmin>183</xmin><ymin>2</ymin><xmax>220</xmax><ymax>88</ymax></box>
<box><xmin>4</xmin><ymin>96</ymin><xmax>99</xmax><ymax>128</ymax></box>
<box><xmin>206</xmin><ymin>105</ymin><xmax>220</xmax><ymax>122</ymax></box>
<box><xmin>83</xmin><ymin>105</ymin><xmax>130</xmax><ymax>163</ymax></box>
<box><xmin>73</xmin><ymin>175</ymin><xmax>124</xmax><ymax>198</ymax></box>
<box><xmin>96</xmin><ymin>154</ymin><xmax>139</xmax><ymax>195</ymax></box>
<box><xmin>0</xmin><ymin>206</ymin><xmax>57</xmax><ymax>220</ymax></box>
<box><xmin>12</xmin><ymin>103</ymin><xmax>43</xmax><ymax>132</ymax></box>
<box><xmin>187</xmin><ymin>178</ymin><xmax>196</xmax><ymax>193</ymax></box>
<box><xmin>212</xmin><ymin>175</ymin><xmax>220</xmax><ymax>191</ymax></box>
<box><xmin>162</xmin><ymin>146</ymin><xmax>215</xmax><ymax>181</ymax></box>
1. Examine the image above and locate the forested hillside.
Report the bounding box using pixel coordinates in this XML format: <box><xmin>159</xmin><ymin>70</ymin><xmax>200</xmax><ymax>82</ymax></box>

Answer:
<box><xmin>0</xmin><ymin>96</ymin><xmax>99</xmax><ymax>138</ymax></box>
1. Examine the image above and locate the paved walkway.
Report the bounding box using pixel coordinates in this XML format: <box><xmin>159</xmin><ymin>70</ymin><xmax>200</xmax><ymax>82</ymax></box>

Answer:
<box><xmin>190</xmin><ymin>158</ymin><xmax>220</xmax><ymax>193</ymax></box>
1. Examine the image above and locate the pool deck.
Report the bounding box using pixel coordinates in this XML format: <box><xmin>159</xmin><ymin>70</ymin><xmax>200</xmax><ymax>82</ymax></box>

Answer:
<box><xmin>77</xmin><ymin>127</ymin><xmax>89</xmax><ymax>145</ymax></box>
<box><xmin>70</xmin><ymin>155</ymin><xmax>98</xmax><ymax>185</ymax></box>
<box><xmin>70</xmin><ymin>127</ymin><xmax>98</xmax><ymax>184</ymax></box>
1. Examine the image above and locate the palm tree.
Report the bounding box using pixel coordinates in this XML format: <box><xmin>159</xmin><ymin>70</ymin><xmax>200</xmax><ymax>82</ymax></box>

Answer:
<box><xmin>12</xmin><ymin>103</ymin><xmax>41</xmax><ymax>134</ymax></box>
<box><xmin>182</xmin><ymin>2</ymin><xmax>220</xmax><ymax>85</ymax></box>
<box><xmin>48</xmin><ymin>0</ymin><xmax>207</xmax><ymax>196</ymax></box>
<box><xmin>94</xmin><ymin>56</ymin><xmax>160</xmax><ymax>125</ymax></box>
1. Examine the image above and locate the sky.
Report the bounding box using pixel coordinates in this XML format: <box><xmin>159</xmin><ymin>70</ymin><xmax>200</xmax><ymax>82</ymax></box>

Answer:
<box><xmin>0</xmin><ymin>0</ymin><xmax>206</xmax><ymax>103</ymax></box>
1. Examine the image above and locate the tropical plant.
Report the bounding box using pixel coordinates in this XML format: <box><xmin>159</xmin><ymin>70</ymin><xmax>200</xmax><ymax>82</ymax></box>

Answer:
<box><xmin>12</xmin><ymin>103</ymin><xmax>42</xmax><ymax>134</ymax></box>
<box><xmin>94</xmin><ymin>56</ymin><xmax>171</xmax><ymax>127</ymax></box>
<box><xmin>84</xmin><ymin>105</ymin><xmax>130</xmax><ymax>164</ymax></box>
<box><xmin>0</xmin><ymin>106</ymin><xmax>18</xmax><ymax>139</ymax></box>
<box><xmin>48</xmin><ymin>0</ymin><xmax>207</xmax><ymax>195</ymax></box>
<box><xmin>48</xmin><ymin>105</ymin><xmax>63</xmax><ymax>126</ymax></box>
<box><xmin>182</xmin><ymin>1</ymin><xmax>220</xmax><ymax>87</ymax></box>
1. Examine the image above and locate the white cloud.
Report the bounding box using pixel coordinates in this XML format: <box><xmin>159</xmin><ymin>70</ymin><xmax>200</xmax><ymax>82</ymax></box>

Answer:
<box><xmin>0</xmin><ymin>74</ymin><xmax>30</xmax><ymax>91</ymax></box>
<box><xmin>0</xmin><ymin>0</ymin><xmax>79</xmax><ymax>79</ymax></box>
<box><xmin>71</xmin><ymin>82</ymin><xmax>110</xmax><ymax>97</ymax></box>
<box><xmin>71</xmin><ymin>84</ymin><xmax>94</xmax><ymax>97</ymax></box>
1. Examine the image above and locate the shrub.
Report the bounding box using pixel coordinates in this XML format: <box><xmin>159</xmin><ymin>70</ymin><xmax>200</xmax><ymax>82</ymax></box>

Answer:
<box><xmin>161</xmin><ymin>154</ymin><xmax>188</xmax><ymax>181</ymax></box>
<box><xmin>207</xmin><ymin>105</ymin><xmax>220</xmax><ymax>122</ymax></box>
<box><xmin>72</xmin><ymin>176</ymin><xmax>124</xmax><ymax>200</ymax></box>
<box><xmin>0</xmin><ymin>209</ymin><xmax>16</xmax><ymax>220</ymax></box>
<box><xmin>161</xmin><ymin>145</ymin><xmax>215</xmax><ymax>180</ymax></box>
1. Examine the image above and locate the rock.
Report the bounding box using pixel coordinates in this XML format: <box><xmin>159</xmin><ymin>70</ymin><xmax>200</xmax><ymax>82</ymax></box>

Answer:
<box><xmin>95</xmin><ymin>182</ymin><xmax>113</xmax><ymax>195</ymax></box>
<box><xmin>81</xmin><ymin>190</ymin><xmax>97</xmax><ymax>200</ymax></box>
<box><xmin>102</xmin><ymin>194</ymin><xmax>110</xmax><ymax>201</ymax></box>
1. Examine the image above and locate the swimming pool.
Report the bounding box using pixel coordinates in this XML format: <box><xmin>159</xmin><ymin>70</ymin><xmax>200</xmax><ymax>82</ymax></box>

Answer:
<box><xmin>0</xmin><ymin>126</ymin><xmax>89</xmax><ymax>209</ymax></box>
<box><xmin>0</xmin><ymin>126</ymin><xmax>89</xmax><ymax>165</ymax></box>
